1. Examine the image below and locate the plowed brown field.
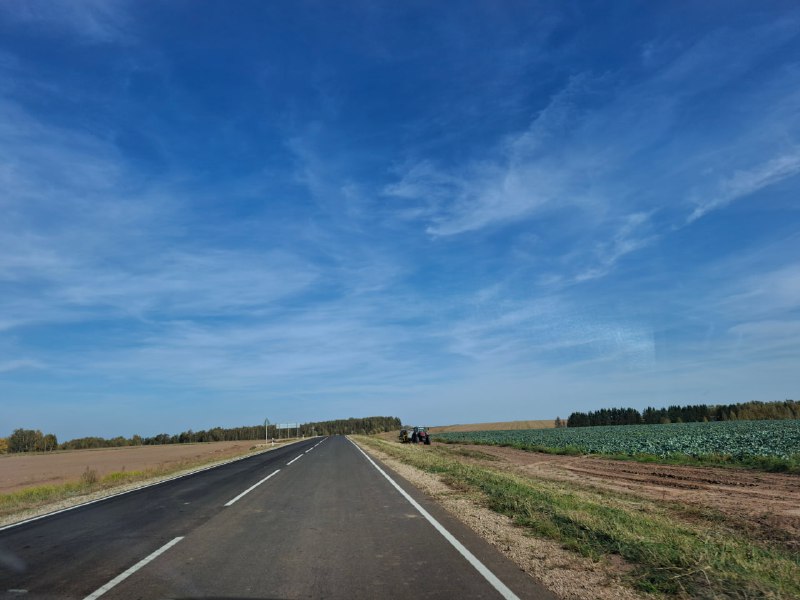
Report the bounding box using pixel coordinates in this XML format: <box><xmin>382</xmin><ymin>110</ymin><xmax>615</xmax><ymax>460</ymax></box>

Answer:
<box><xmin>0</xmin><ymin>441</ymin><xmax>266</xmax><ymax>494</ymax></box>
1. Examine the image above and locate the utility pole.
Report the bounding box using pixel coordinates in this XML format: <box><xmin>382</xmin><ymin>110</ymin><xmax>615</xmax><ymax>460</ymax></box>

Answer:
<box><xmin>264</xmin><ymin>417</ymin><xmax>271</xmax><ymax>446</ymax></box>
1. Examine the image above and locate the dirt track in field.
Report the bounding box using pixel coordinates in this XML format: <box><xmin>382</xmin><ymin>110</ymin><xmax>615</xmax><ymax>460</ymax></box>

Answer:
<box><xmin>0</xmin><ymin>441</ymin><xmax>267</xmax><ymax>494</ymax></box>
<box><xmin>441</xmin><ymin>443</ymin><xmax>800</xmax><ymax>548</ymax></box>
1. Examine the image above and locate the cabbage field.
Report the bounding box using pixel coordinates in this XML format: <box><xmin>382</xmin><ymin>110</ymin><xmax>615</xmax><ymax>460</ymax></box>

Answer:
<box><xmin>433</xmin><ymin>419</ymin><xmax>800</xmax><ymax>460</ymax></box>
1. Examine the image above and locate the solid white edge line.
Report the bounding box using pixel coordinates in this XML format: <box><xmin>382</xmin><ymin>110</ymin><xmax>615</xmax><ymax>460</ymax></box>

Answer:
<box><xmin>224</xmin><ymin>469</ymin><xmax>281</xmax><ymax>507</ymax></box>
<box><xmin>348</xmin><ymin>438</ymin><xmax>520</xmax><ymax>600</ymax></box>
<box><xmin>0</xmin><ymin>437</ymin><xmax>313</xmax><ymax>533</ymax></box>
<box><xmin>82</xmin><ymin>536</ymin><xmax>184</xmax><ymax>600</ymax></box>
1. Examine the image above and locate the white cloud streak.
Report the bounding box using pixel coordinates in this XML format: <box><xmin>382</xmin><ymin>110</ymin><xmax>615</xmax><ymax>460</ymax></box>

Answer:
<box><xmin>0</xmin><ymin>359</ymin><xmax>44</xmax><ymax>373</ymax></box>
<box><xmin>688</xmin><ymin>153</ymin><xmax>800</xmax><ymax>223</ymax></box>
<box><xmin>385</xmin><ymin>18</ymin><xmax>800</xmax><ymax>284</ymax></box>
<box><xmin>0</xmin><ymin>0</ymin><xmax>132</xmax><ymax>44</ymax></box>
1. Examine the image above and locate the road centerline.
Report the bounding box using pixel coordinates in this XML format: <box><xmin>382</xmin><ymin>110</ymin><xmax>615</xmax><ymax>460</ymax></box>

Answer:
<box><xmin>348</xmin><ymin>438</ymin><xmax>521</xmax><ymax>600</ymax></box>
<box><xmin>0</xmin><ymin>437</ymin><xmax>310</xmax><ymax>533</ymax></box>
<box><xmin>224</xmin><ymin>469</ymin><xmax>281</xmax><ymax>507</ymax></box>
<box><xmin>82</xmin><ymin>536</ymin><xmax>184</xmax><ymax>600</ymax></box>
<box><xmin>286</xmin><ymin>454</ymin><xmax>303</xmax><ymax>465</ymax></box>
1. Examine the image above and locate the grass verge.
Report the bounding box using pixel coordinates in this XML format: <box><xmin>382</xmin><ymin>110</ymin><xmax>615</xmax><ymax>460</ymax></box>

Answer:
<box><xmin>356</xmin><ymin>436</ymin><xmax>800</xmax><ymax>599</ymax></box>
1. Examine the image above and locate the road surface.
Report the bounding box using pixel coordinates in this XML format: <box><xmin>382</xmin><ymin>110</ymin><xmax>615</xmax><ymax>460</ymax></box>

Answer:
<box><xmin>0</xmin><ymin>436</ymin><xmax>555</xmax><ymax>599</ymax></box>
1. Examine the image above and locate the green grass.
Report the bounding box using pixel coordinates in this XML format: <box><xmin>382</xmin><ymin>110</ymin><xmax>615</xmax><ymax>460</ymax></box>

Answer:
<box><xmin>0</xmin><ymin>469</ymin><xmax>162</xmax><ymax>516</ymax></box>
<box><xmin>356</xmin><ymin>436</ymin><xmax>800</xmax><ymax>599</ymax></box>
<box><xmin>0</xmin><ymin>482</ymin><xmax>89</xmax><ymax>515</ymax></box>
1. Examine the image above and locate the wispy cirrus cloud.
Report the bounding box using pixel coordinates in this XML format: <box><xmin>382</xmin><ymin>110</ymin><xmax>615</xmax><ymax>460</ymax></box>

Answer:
<box><xmin>0</xmin><ymin>359</ymin><xmax>45</xmax><ymax>373</ymax></box>
<box><xmin>385</xmin><ymin>17</ymin><xmax>800</xmax><ymax>284</ymax></box>
<box><xmin>572</xmin><ymin>212</ymin><xmax>657</xmax><ymax>283</ymax></box>
<box><xmin>688</xmin><ymin>153</ymin><xmax>800</xmax><ymax>223</ymax></box>
<box><xmin>0</xmin><ymin>0</ymin><xmax>132</xmax><ymax>44</ymax></box>
<box><xmin>0</xmin><ymin>89</ymin><xmax>430</xmax><ymax>400</ymax></box>
<box><xmin>2</xmin><ymin>3</ymin><xmax>799</xmax><ymax>438</ymax></box>
<box><xmin>718</xmin><ymin>263</ymin><xmax>800</xmax><ymax>320</ymax></box>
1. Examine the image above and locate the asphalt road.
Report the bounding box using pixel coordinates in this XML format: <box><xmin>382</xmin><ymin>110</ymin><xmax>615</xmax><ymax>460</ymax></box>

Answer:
<box><xmin>0</xmin><ymin>436</ymin><xmax>556</xmax><ymax>599</ymax></box>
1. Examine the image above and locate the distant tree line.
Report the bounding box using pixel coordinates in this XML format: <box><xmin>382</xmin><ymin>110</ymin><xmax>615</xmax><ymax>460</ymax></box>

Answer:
<box><xmin>4</xmin><ymin>429</ymin><xmax>59</xmax><ymax>453</ymax></box>
<box><xmin>2</xmin><ymin>416</ymin><xmax>401</xmax><ymax>453</ymax></box>
<box><xmin>566</xmin><ymin>400</ymin><xmax>800</xmax><ymax>427</ymax></box>
<box><xmin>302</xmin><ymin>416</ymin><xmax>401</xmax><ymax>435</ymax></box>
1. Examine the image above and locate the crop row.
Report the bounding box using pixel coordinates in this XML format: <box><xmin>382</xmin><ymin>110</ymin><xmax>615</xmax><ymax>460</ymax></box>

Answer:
<box><xmin>433</xmin><ymin>419</ymin><xmax>800</xmax><ymax>459</ymax></box>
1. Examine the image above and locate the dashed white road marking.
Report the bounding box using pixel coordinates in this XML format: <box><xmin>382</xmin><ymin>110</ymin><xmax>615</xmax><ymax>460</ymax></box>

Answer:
<box><xmin>0</xmin><ymin>437</ymin><xmax>310</xmax><ymax>533</ymax></box>
<box><xmin>348</xmin><ymin>438</ymin><xmax>520</xmax><ymax>600</ymax></box>
<box><xmin>224</xmin><ymin>469</ymin><xmax>281</xmax><ymax>507</ymax></box>
<box><xmin>286</xmin><ymin>454</ymin><xmax>303</xmax><ymax>466</ymax></box>
<box><xmin>82</xmin><ymin>536</ymin><xmax>184</xmax><ymax>600</ymax></box>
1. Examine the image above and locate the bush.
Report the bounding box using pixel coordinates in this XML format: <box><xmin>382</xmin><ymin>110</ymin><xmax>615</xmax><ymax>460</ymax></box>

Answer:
<box><xmin>81</xmin><ymin>468</ymin><xmax>98</xmax><ymax>485</ymax></box>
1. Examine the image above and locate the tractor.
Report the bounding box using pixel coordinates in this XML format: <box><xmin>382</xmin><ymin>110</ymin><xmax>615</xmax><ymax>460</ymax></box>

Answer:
<box><xmin>399</xmin><ymin>426</ymin><xmax>431</xmax><ymax>445</ymax></box>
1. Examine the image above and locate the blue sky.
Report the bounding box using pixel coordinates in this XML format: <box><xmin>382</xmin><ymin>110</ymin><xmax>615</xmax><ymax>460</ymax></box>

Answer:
<box><xmin>1</xmin><ymin>1</ymin><xmax>799</xmax><ymax>440</ymax></box>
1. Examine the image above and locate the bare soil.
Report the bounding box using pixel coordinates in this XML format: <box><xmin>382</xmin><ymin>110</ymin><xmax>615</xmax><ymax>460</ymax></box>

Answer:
<box><xmin>0</xmin><ymin>441</ymin><xmax>266</xmax><ymax>493</ymax></box>
<box><xmin>441</xmin><ymin>443</ymin><xmax>800</xmax><ymax>548</ymax></box>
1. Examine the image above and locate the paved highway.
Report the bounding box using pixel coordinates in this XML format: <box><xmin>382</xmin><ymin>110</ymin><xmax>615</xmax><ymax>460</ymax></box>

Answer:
<box><xmin>0</xmin><ymin>436</ymin><xmax>555</xmax><ymax>599</ymax></box>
